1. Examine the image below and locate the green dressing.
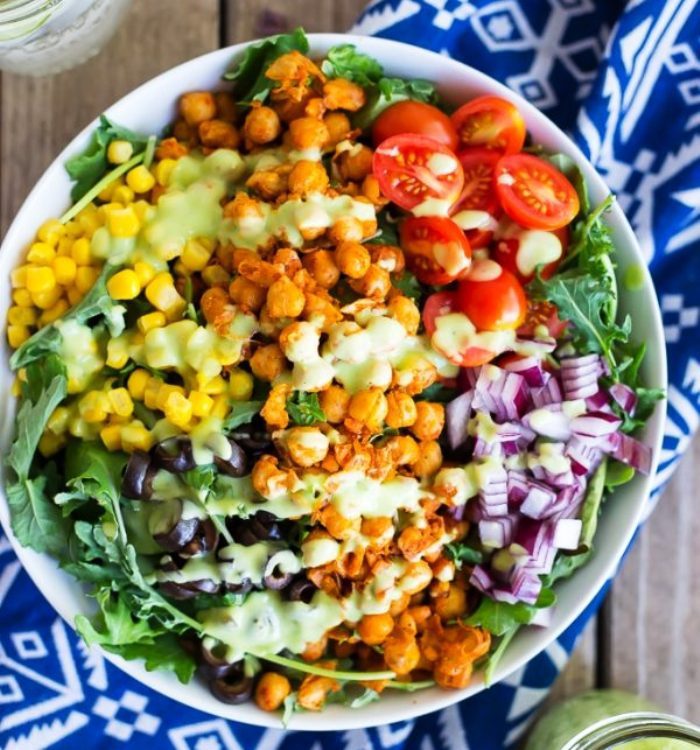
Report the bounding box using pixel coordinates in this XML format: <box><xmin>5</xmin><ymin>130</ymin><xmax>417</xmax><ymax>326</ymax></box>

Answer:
<box><xmin>55</xmin><ymin>319</ymin><xmax>105</xmax><ymax>393</ymax></box>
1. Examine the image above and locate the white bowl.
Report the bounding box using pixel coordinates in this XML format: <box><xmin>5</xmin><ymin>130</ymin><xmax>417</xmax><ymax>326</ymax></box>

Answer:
<box><xmin>0</xmin><ymin>34</ymin><xmax>667</xmax><ymax>730</ymax></box>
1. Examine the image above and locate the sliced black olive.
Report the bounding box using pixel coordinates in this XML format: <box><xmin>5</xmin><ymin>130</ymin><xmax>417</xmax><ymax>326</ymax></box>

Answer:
<box><xmin>180</xmin><ymin>519</ymin><xmax>219</xmax><ymax>557</ymax></box>
<box><xmin>228</xmin><ymin>416</ymin><xmax>272</xmax><ymax>453</ymax></box>
<box><xmin>122</xmin><ymin>451</ymin><xmax>156</xmax><ymax>500</ymax></box>
<box><xmin>228</xmin><ymin>512</ymin><xmax>284</xmax><ymax>546</ymax></box>
<box><xmin>209</xmin><ymin>674</ymin><xmax>253</xmax><ymax>704</ymax></box>
<box><xmin>262</xmin><ymin>550</ymin><xmax>296</xmax><ymax>591</ymax></box>
<box><xmin>153</xmin><ymin>518</ymin><xmax>200</xmax><ymax>552</ymax></box>
<box><xmin>224</xmin><ymin>579</ymin><xmax>253</xmax><ymax>595</ymax></box>
<box><xmin>199</xmin><ymin>644</ymin><xmax>241</xmax><ymax>680</ymax></box>
<box><xmin>214</xmin><ymin>437</ymin><xmax>248</xmax><ymax>478</ymax></box>
<box><xmin>287</xmin><ymin>576</ymin><xmax>317</xmax><ymax>604</ymax></box>
<box><xmin>153</xmin><ymin>437</ymin><xmax>196</xmax><ymax>473</ymax></box>
<box><xmin>158</xmin><ymin>578</ymin><xmax>219</xmax><ymax>600</ymax></box>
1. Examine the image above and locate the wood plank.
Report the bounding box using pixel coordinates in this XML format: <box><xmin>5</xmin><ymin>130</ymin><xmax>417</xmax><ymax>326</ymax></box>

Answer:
<box><xmin>607</xmin><ymin>442</ymin><xmax>700</xmax><ymax>721</ymax></box>
<box><xmin>0</xmin><ymin>0</ymin><xmax>219</xmax><ymax>233</ymax></box>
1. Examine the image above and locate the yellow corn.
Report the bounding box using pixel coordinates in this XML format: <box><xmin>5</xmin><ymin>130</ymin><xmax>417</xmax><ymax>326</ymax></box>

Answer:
<box><xmin>75</xmin><ymin>266</ymin><xmax>99</xmax><ymax>294</ymax></box>
<box><xmin>112</xmin><ymin>185</ymin><xmax>135</xmax><ymax>205</ymax></box>
<box><xmin>228</xmin><ymin>369</ymin><xmax>254</xmax><ymax>401</ymax></box>
<box><xmin>98</xmin><ymin>179</ymin><xmax>121</xmax><ymax>203</ymax></box>
<box><xmin>56</xmin><ymin>237</ymin><xmax>73</xmax><ymax>257</ymax></box>
<box><xmin>107</xmin><ymin>206</ymin><xmax>140</xmax><ymax>238</ymax></box>
<box><xmin>53</xmin><ymin>256</ymin><xmax>77</xmax><ymax>286</ymax></box>
<box><xmin>63</xmin><ymin>220</ymin><xmax>82</xmax><ymax>238</ymax></box>
<box><xmin>106</xmin><ymin>336</ymin><xmax>130</xmax><ymax>369</ymax></box>
<box><xmin>8</xmin><ymin>305</ymin><xmax>37</xmax><ymax>326</ymax></box>
<box><xmin>132</xmin><ymin>200</ymin><xmax>152</xmax><ymax>223</ymax></box>
<box><xmin>67</xmin><ymin>287</ymin><xmax>84</xmax><ymax>306</ymax></box>
<box><xmin>143</xmin><ymin>376</ymin><xmax>163</xmax><ymax>409</ymax></box>
<box><xmin>211</xmin><ymin>394</ymin><xmax>231</xmax><ymax>419</ymax></box>
<box><xmin>68</xmin><ymin>416</ymin><xmax>100</xmax><ymax>440</ymax></box>
<box><xmin>71</xmin><ymin>237</ymin><xmax>92</xmax><ymax>266</ymax></box>
<box><xmin>7</xmin><ymin>325</ymin><xmax>30</xmax><ymax>348</ymax></box>
<box><xmin>47</xmin><ymin>406</ymin><xmax>71</xmax><ymax>434</ymax></box>
<box><xmin>145</xmin><ymin>272</ymin><xmax>185</xmax><ymax>315</ymax></box>
<box><xmin>39</xmin><ymin>431</ymin><xmax>66</xmax><ymax>457</ymax></box>
<box><xmin>188</xmin><ymin>391</ymin><xmax>214</xmax><ymax>418</ymax></box>
<box><xmin>120</xmin><ymin>421</ymin><xmax>153</xmax><ymax>452</ymax></box>
<box><xmin>201</xmin><ymin>264</ymin><xmax>231</xmax><ymax>288</ymax></box>
<box><xmin>37</xmin><ymin>218</ymin><xmax>66</xmax><ymax>247</ymax></box>
<box><xmin>108</xmin><ymin>387</ymin><xmax>134</xmax><ymax>417</ymax></box>
<box><xmin>31</xmin><ymin>286</ymin><xmax>62</xmax><ymax>310</ymax></box>
<box><xmin>76</xmin><ymin>212</ymin><xmax>101</xmax><ymax>240</ymax></box>
<box><xmin>100</xmin><ymin>423</ymin><xmax>123</xmax><ymax>451</ymax></box>
<box><xmin>39</xmin><ymin>299</ymin><xmax>69</xmax><ymax>326</ymax></box>
<box><xmin>154</xmin><ymin>158</ymin><xmax>176</xmax><ymax>186</ymax></box>
<box><xmin>156</xmin><ymin>383</ymin><xmax>186</xmax><ymax>412</ymax></box>
<box><xmin>198</xmin><ymin>374</ymin><xmax>227</xmax><ymax>395</ymax></box>
<box><xmin>163</xmin><ymin>391</ymin><xmax>192</xmax><ymax>429</ymax></box>
<box><xmin>137</xmin><ymin>311</ymin><xmax>166</xmax><ymax>334</ymax></box>
<box><xmin>181</xmin><ymin>238</ymin><xmax>213</xmax><ymax>272</ymax></box>
<box><xmin>127</xmin><ymin>369</ymin><xmax>151</xmax><ymax>401</ymax></box>
<box><xmin>107</xmin><ymin>140</ymin><xmax>134</xmax><ymax>165</ymax></box>
<box><xmin>133</xmin><ymin>261</ymin><xmax>156</xmax><ymax>287</ymax></box>
<box><xmin>107</xmin><ymin>269</ymin><xmax>141</xmax><ymax>300</ymax></box>
<box><xmin>26</xmin><ymin>266</ymin><xmax>56</xmax><ymax>294</ymax></box>
<box><xmin>27</xmin><ymin>241</ymin><xmax>56</xmax><ymax>265</ymax></box>
<box><xmin>11</xmin><ymin>265</ymin><xmax>28</xmax><ymax>288</ymax></box>
<box><xmin>126</xmin><ymin>165</ymin><xmax>156</xmax><ymax>194</ymax></box>
<box><xmin>12</xmin><ymin>288</ymin><xmax>33</xmax><ymax>307</ymax></box>
<box><xmin>79</xmin><ymin>391</ymin><xmax>111</xmax><ymax>423</ymax></box>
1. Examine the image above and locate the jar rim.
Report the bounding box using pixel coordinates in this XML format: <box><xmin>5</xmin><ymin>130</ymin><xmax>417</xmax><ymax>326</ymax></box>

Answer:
<box><xmin>563</xmin><ymin>711</ymin><xmax>700</xmax><ymax>749</ymax></box>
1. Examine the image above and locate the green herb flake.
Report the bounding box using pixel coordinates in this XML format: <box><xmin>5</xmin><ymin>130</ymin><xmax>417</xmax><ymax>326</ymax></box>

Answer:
<box><xmin>286</xmin><ymin>391</ymin><xmax>326</xmax><ymax>426</ymax></box>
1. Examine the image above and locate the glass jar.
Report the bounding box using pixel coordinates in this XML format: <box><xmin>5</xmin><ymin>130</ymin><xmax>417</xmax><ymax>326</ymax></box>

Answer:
<box><xmin>0</xmin><ymin>0</ymin><xmax>132</xmax><ymax>76</ymax></box>
<box><xmin>526</xmin><ymin>690</ymin><xmax>700</xmax><ymax>749</ymax></box>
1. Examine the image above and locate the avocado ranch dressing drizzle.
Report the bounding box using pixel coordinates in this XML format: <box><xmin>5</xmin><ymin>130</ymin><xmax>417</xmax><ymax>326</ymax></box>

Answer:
<box><xmin>72</xmin><ymin>143</ymin><xmax>561</xmax><ymax>663</ymax></box>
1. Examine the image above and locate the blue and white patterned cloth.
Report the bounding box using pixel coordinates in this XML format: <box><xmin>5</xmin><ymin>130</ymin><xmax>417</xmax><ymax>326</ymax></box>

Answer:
<box><xmin>2</xmin><ymin>1</ymin><xmax>699</xmax><ymax>748</ymax></box>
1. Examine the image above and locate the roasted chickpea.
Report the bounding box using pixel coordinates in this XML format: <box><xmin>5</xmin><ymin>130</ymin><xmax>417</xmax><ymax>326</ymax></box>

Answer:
<box><xmin>288</xmin><ymin>160</ymin><xmax>330</xmax><ymax>196</ymax></box>
<box><xmin>228</xmin><ymin>276</ymin><xmax>265</xmax><ymax>312</ymax></box>
<box><xmin>243</xmin><ymin>105</ymin><xmax>281</xmax><ymax>145</ymax></box>
<box><xmin>337</xmin><ymin>144</ymin><xmax>374</xmax><ymax>182</ymax></box>
<box><xmin>272</xmin><ymin>247</ymin><xmax>302</xmax><ymax>276</ymax></box>
<box><xmin>251</xmin><ymin>452</ymin><xmax>295</xmax><ymax>496</ymax></box>
<box><xmin>297</xmin><ymin>674</ymin><xmax>340</xmax><ymax>711</ymax></box>
<box><xmin>401</xmin><ymin>560</ymin><xmax>433</xmax><ymax>595</ymax></box>
<box><xmin>266</xmin><ymin>276</ymin><xmax>305</xmax><ymax>318</ymax></box>
<box><xmin>334</xmin><ymin>241</ymin><xmax>371</xmax><ymax>279</ymax></box>
<box><xmin>214</xmin><ymin>91</ymin><xmax>237</xmax><ymax>123</ymax></box>
<box><xmin>393</xmin><ymin>355</ymin><xmax>438</xmax><ymax>395</ymax></box>
<box><xmin>383</xmin><ymin>627</ymin><xmax>421</xmax><ymax>675</ymax></box>
<box><xmin>361</xmin><ymin>174</ymin><xmax>388</xmax><ymax>206</ymax></box>
<box><xmin>347</xmin><ymin>387</ymin><xmax>388</xmax><ymax>432</ymax></box>
<box><xmin>223</xmin><ymin>191</ymin><xmax>265</xmax><ymax>223</ymax></box>
<box><xmin>301</xmin><ymin>634</ymin><xmax>329</xmax><ymax>662</ymax></box>
<box><xmin>318</xmin><ymin>385</ymin><xmax>350</xmax><ymax>424</ymax></box>
<box><xmin>173</xmin><ymin>118</ymin><xmax>195</xmax><ymax>142</ymax></box>
<box><xmin>387</xmin><ymin>294</ymin><xmax>420</xmax><ymax>334</ymax></box>
<box><xmin>200</xmin><ymin>286</ymin><xmax>230</xmax><ymax>327</ymax></box>
<box><xmin>385</xmin><ymin>435</ymin><xmax>420</xmax><ymax>466</ymax></box>
<box><xmin>155</xmin><ymin>137</ymin><xmax>188</xmax><ymax>160</ymax></box>
<box><xmin>324</xmin><ymin>112</ymin><xmax>352</xmax><ymax>145</ymax></box>
<box><xmin>411</xmin><ymin>401</ymin><xmax>445</xmax><ymax>441</ymax></box>
<box><xmin>357</xmin><ymin>613</ymin><xmax>394</xmax><ymax>646</ymax></box>
<box><xmin>370</xmin><ymin>244</ymin><xmax>405</xmax><ymax>274</ymax></box>
<box><xmin>260</xmin><ymin>384</ymin><xmax>291</xmax><ymax>429</ymax></box>
<box><xmin>198</xmin><ymin>119</ymin><xmax>240</xmax><ymax>149</ymax></box>
<box><xmin>328</xmin><ymin>216</ymin><xmax>364</xmax><ymax>244</ymax></box>
<box><xmin>349</xmin><ymin>265</ymin><xmax>392</xmax><ymax>299</ymax></box>
<box><xmin>284</xmin><ymin>426</ymin><xmax>330</xmax><ymax>467</ymax></box>
<box><xmin>360</xmin><ymin>516</ymin><xmax>393</xmax><ymax>539</ymax></box>
<box><xmin>413</xmin><ymin>440</ymin><xmax>443</xmax><ymax>478</ymax></box>
<box><xmin>318</xmin><ymin>503</ymin><xmax>357</xmax><ymax>540</ymax></box>
<box><xmin>389</xmin><ymin>591</ymin><xmax>411</xmax><ymax>617</ymax></box>
<box><xmin>434</xmin><ymin>584</ymin><xmax>467</xmax><ymax>621</ymax></box>
<box><xmin>303</xmin><ymin>292</ymin><xmax>343</xmax><ymax>331</ymax></box>
<box><xmin>302</xmin><ymin>250</ymin><xmax>340</xmax><ymax>289</ymax></box>
<box><xmin>179</xmin><ymin>92</ymin><xmax>217</xmax><ymax>126</ymax></box>
<box><xmin>246</xmin><ymin>167</ymin><xmax>289</xmax><ymax>200</ymax></box>
<box><xmin>289</xmin><ymin>117</ymin><xmax>330</xmax><ymax>150</ymax></box>
<box><xmin>250</xmin><ymin>343</ymin><xmax>286</xmax><ymax>382</ymax></box>
<box><xmin>254</xmin><ymin>672</ymin><xmax>291</xmax><ymax>712</ymax></box>
<box><xmin>322</xmin><ymin>78</ymin><xmax>366</xmax><ymax>111</ymax></box>
<box><xmin>385</xmin><ymin>390</ymin><xmax>417</xmax><ymax>429</ymax></box>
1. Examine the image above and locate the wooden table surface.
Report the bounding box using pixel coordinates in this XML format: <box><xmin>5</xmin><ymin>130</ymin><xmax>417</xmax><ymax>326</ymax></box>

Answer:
<box><xmin>1</xmin><ymin>0</ymin><xmax>697</xmax><ymax>727</ymax></box>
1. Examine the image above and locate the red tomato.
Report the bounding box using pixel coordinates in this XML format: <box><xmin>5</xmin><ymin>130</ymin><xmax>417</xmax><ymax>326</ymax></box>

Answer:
<box><xmin>372</xmin><ymin>101</ymin><xmax>458</xmax><ymax>151</ymax></box>
<box><xmin>494</xmin><ymin>154</ymin><xmax>580</xmax><ymax>231</ymax></box>
<box><xmin>399</xmin><ymin>216</ymin><xmax>472</xmax><ymax>286</ymax></box>
<box><xmin>451</xmin><ymin>96</ymin><xmax>526</xmax><ymax>154</ymax></box>
<box><xmin>493</xmin><ymin>224</ymin><xmax>569</xmax><ymax>283</ymax></box>
<box><xmin>451</xmin><ymin>148</ymin><xmax>501</xmax><ymax>248</ymax></box>
<box><xmin>372</xmin><ymin>134</ymin><xmax>464</xmax><ymax>212</ymax></box>
<box><xmin>518</xmin><ymin>299</ymin><xmax>569</xmax><ymax>338</ymax></box>
<box><xmin>456</xmin><ymin>260</ymin><xmax>527</xmax><ymax>331</ymax></box>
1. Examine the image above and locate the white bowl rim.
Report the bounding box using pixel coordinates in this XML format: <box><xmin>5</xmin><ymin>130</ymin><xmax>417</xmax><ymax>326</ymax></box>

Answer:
<box><xmin>0</xmin><ymin>33</ymin><xmax>667</xmax><ymax>731</ymax></box>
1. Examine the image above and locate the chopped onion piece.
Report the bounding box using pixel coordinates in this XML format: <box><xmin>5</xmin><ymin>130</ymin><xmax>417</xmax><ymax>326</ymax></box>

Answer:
<box><xmin>446</xmin><ymin>391</ymin><xmax>473</xmax><ymax>450</ymax></box>
<box><xmin>553</xmin><ymin>518</ymin><xmax>583</xmax><ymax>550</ymax></box>
<box><xmin>609</xmin><ymin>382</ymin><xmax>637</xmax><ymax>415</ymax></box>
<box><xmin>611</xmin><ymin>432</ymin><xmax>652</xmax><ymax>475</ymax></box>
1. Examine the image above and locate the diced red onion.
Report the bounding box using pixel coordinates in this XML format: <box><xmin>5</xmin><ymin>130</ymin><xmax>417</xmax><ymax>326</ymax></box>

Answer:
<box><xmin>507</xmin><ymin>470</ymin><xmax>529</xmax><ymax>503</ymax></box>
<box><xmin>470</xmin><ymin>565</ymin><xmax>494</xmax><ymax>594</ymax></box>
<box><xmin>446</xmin><ymin>391</ymin><xmax>473</xmax><ymax>450</ymax></box>
<box><xmin>611</xmin><ymin>432</ymin><xmax>652</xmax><ymax>475</ymax></box>
<box><xmin>553</xmin><ymin>518</ymin><xmax>583</xmax><ymax>550</ymax></box>
<box><xmin>523</xmin><ymin>405</ymin><xmax>572</xmax><ymax>441</ymax></box>
<box><xmin>520</xmin><ymin>482</ymin><xmax>557</xmax><ymax>519</ymax></box>
<box><xmin>531</xmin><ymin>376</ymin><xmax>562</xmax><ymax>407</ymax></box>
<box><xmin>459</xmin><ymin>366</ymin><xmax>482</xmax><ymax>390</ymax></box>
<box><xmin>473</xmin><ymin>437</ymin><xmax>503</xmax><ymax>459</ymax></box>
<box><xmin>522</xmin><ymin>543</ymin><xmax>557</xmax><ymax>575</ymax></box>
<box><xmin>609</xmin><ymin>382</ymin><xmax>637</xmax><ymax>415</ymax></box>
<box><xmin>561</xmin><ymin>354</ymin><xmax>600</xmax><ymax>368</ymax></box>
<box><xmin>474</xmin><ymin>366</ymin><xmax>529</xmax><ymax>421</ymax></box>
<box><xmin>585</xmin><ymin>390</ymin><xmax>612</xmax><ymax>412</ymax></box>
<box><xmin>510</xmin><ymin>567</ymin><xmax>542</xmax><ymax>605</ymax></box>
<box><xmin>479</xmin><ymin>517</ymin><xmax>515</xmax><ymax>548</ymax></box>
<box><xmin>542</xmin><ymin>468</ymin><xmax>576</xmax><ymax>489</ymax></box>
<box><xmin>515</xmin><ymin>337</ymin><xmax>557</xmax><ymax>355</ymax></box>
<box><xmin>491</xmin><ymin>588</ymin><xmax>520</xmax><ymax>605</ymax></box>
<box><xmin>566</xmin><ymin>437</ymin><xmax>602</xmax><ymax>476</ymax></box>
<box><xmin>502</xmin><ymin>356</ymin><xmax>547</xmax><ymax>387</ymax></box>
<box><xmin>571</xmin><ymin>411</ymin><xmax>622</xmax><ymax>437</ymax></box>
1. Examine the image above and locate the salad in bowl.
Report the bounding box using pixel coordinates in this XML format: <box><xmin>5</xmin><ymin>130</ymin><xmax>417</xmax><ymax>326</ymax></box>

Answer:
<box><xmin>1</xmin><ymin>30</ymin><xmax>664</xmax><ymax>724</ymax></box>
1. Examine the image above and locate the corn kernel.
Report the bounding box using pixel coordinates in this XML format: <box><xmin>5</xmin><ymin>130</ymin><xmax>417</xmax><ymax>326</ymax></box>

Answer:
<box><xmin>107</xmin><ymin>206</ymin><xmax>140</xmax><ymax>238</ymax></box>
<box><xmin>63</xmin><ymin>220</ymin><xmax>82</xmax><ymax>238</ymax></box>
<box><xmin>68</xmin><ymin>416</ymin><xmax>100</xmax><ymax>439</ymax></box>
<box><xmin>228</xmin><ymin>369</ymin><xmax>254</xmax><ymax>401</ymax></box>
<box><xmin>10</xmin><ymin>265</ymin><xmax>28</xmax><ymax>288</ymax></box>
<box><xmin>211</xmin><ymin>394</ymin><xmax>231</xmax><ymax>419</ymax></box>
<box><xmin>188</xmin><ymin>391</ymin><xmax>214</xmax><ymax>418</ymax></box>
<box><xmin>154</xmin><ymin>158</ymin><xmax>176</xmax><ymax>186</ymax></box>
<box><xmin>132</xmin><ymin>200</ymin><xmax>151</xmax><ymax>223</ymax></box>
<box><xmin>156</xmin><ymin>383</ymin><xmax>186</xmax><ymax>411</ymax></box>
<box><xmin>39</xmin><ymin>431</ymin><xmax>66</xmax><ymax>457</ymax></box>
<box><xmin>27</xmin><ymin>241</ymin><xmax>56</xmax><ymax>265</ymax></box>
<box><xmin>26</xmin><ymin>266</ymin><xmax>56</xmax><ymax>294</ymax></box>
<box><xmin>143</xmin><ymin>376</ymin><xmax>163</xmax><ymax>409</ymax></box>
<box><xmin>145</xmin><ymin>272</ymin><xmax>185</xmax><ymax>315</ymax></box>
<box><xmin>137</xmin><ymin>311</ymin><xmax>166</xmax><ymax>334</ymax></box>
<box><xmin>71</xmin><ymin>237</ymin><xmax>92</xmax><ymax>265</ymax></box>
<box><xmin>39</xmin><ymin>299</ymin><xmax>69</xmax><ymax>326</ymax></box>
<box><xmin>79</xmin><ymin>391</ymin><xmax>110</xmax><ymax>423</ymax></box>
<box><xmin>77</xmin><ymin>212</ymin><xmax>101</xmax><ymax>239</ymax></box>
<box><xmin>12</xmin><ymin>288</ymin><xmax>33</xmax><ymax>307</ymax></box>
<box><xmin>37</xmin><ymin>219</ymin><xmax>66</xmax><ymax>247</ymax></box>
<box><xmin>56</xmin><ymin>237</ymin><xmax>73</xmax><ymax>257</ymax></box>
<box><xmin>107</xmin><ymin>139</ymin><xmax>134</xmax><ymax>165</ymax></box>
<box><xmin>107</xmin><ymin>269</ymin><xmax>141</xmax><ymax>300</ymax></box>
<box><xmin>126</xmin><ymin>164</ymin><xmax>156</xmax><ymax>194</ymax></box>
<box><xmin>181</xmin><ymin>238</ymin><xmax>213</xmax><ymax>272</ymax></box>
<box><xmin>47</xmin><ymin>406</ymin><xmax>71</xmax><ymax>434</ymax></box>
<box><xmin>11</xmin><ymin>378</ymin><xmax>21</xmax><ymax>397</ymax></box>
<box><xmin>106</xmin><ymin>337</ymin><xmax>130</xmax><ymax>369</ymax></box>
<box><xmin>198</xmin><ymin>374</ymin><xmax>227</xmax><ymax>395</ymax></box>
<box><xmin>127</xmin><ymin>369</ymin><xmax>151</xmax><ymax>400</ymax></box>
<box><xmin>31</xmin><ymin>286</ymin><xmax>63</xmax><ymax>310</ymax></box>
<box><xmin>7</xmin><ymin>325</ymin><xmax>30</xmax><ymax>348</ymax></box>
<box><xmin>75</xmin><ymin>266</ymin><xmax>99</xmax><ymax>293</ymax></box>
<box><xmin>8</xmin><ymin>305</ymin><xmax>37</xmax><ymax>326</ymax></box>
<box><xmin>98</xmin><ymin>179</ymin><xmax>122</xmax><ymax>202</ymax></box>
<box><xmin>112</xmin><ymin>185</ymin><xmax>135</xmax><ymax>205</ymax></box>
<box><xmin>201</xmin><ymin>264</ymin><xmax>230</xmax><ymax>288</ymax></box>
<box><xmin>108</xmin><ymin>387</ymin><xmax>134</xmax><ymax>417</ymax></box>
<box><xmin>120</xmin><ymin>421</ymin><xmax>153</xmax><ymax>452</ymax></box>
<box><xmin>100</xmin><ymin>423</ymin><xmax>123</xmax><ymax>451</ymax></box>
<box><xmin>133</xmin><ymin>261</ymin><xmax>156</xmax><ymax>287</ymax></box>
<box><xmin>67</xmin><ymin>287</ymin><xmax>84</xmax><ymax>306</ymax></box>
<box><xmin>53</xmin><ymin>256</ymin><xmax>77</xmax><ymax>285</ymax></box>
<box><xmin>163</xmin><ymin>391</ymin><xmax>192</xmax><ymax>428</ymax></box>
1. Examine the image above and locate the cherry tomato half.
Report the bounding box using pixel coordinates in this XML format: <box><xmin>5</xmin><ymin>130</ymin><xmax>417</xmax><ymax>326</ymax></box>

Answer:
<box><xmin>492</xmin><ymin>224</ymin><xmax>569</xmax><ymax>283</ymax></box>
<box><xmin>517</xmin><ymin>299</ymin><xmax>569</xmax><ymax>339</ymax></box>
<box><xmin>456</xmin><ymin>260</ymin><xmax>527</xmax><ymax>331</ymax></box>
<box><xmin>451</xmin><ymin>96</ymin><xmax>526</xmax><ymax>155</ymax></box>
<box><xmin>372</xmin><ymin>101</ymin><xmax>458</xmax><ymax>151</ymax></box>
<box><xmin>399</xmin><ymin>216</ymin><xmax>472</xmax><ymax>286</ymax></box>
<box><xmin>372</xmin><ymin>134</ymin><xmax>464</xmax><ymax>212</ymax></box>
<box><xmin>450</xmin><ymin>148</ymin><xmax>501</xmax><ymax>248</ymax></box>
<box><xmin>494</xmin><ymin>154</ymin><xmax>580</xmax><ymax>231</ymax></box>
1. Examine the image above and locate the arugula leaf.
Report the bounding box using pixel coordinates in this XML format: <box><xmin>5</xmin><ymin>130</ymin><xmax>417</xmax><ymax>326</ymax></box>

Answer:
<box><xmin>188</xmin><ymin>591</ymin><xmax>247</xmax><ymax>613</ymax></box>
<box><xmin>66</xmin><ymin>116</ymin><xmax>149</xmax><ymax>201</ymax></box>
<box><xmin>222</xmin><ymin>400</ymin><xmax>264</xmax><ymax>431</ymax></box>
<box><xmin>604</xmin><ymin>460</ymin><xmax>636</xmax><ymax>489</ymax></box>
<box><xmin>286</xmin><ymin>391</ymin><xmax>326</xmax><ymax>425</ymax></box>
<box><xmin>484</xmin><ymin>626</ymin><xmax>518</xmax><ymax>684</ymax></box>
<box><xmin>578</xmin><ymin>458</ymin><xmax>607</xmax><ymax>553</ymax></box>
<box><xmin>464</xmin><ymin>587</ymin><xmax>556</xmax><ymax>636</ymax></box>
<box><xmin>415</xmin><ymin>382</ymin><xmax>459</xmax><ymax>403</ymax></box>
<box><xmin>445</xmin><ymin>542</ymin><xmax>483</xmax><ymax>567</ymax></box>
<box><xmin>543</xmin><ymin>548</ymin><xmax>593</xmax><ymax>587</ymax></box>
<box><xmin>223</xmin><ymin>28</ymin><xmax>309</xmax><ymax>104</ymax></box>
<box><xmin>354</xmin><ymin>77</ymin><xmax>439</xmax><ymax>131</ymax></box>
<box><xmin>321</xmin><ymin>44</ymin><xmax>383</xmax><ymax>87</ymax></box>
<box><xmin>392</xmin><ymin>270</ymin><xmax>422</xmax><ymax>301</ymax></box>
<box><xmin>108</xmin><ymin>635</ymin><xmax>197</xmax><ymax>684</ymax></box>
<box><xmin>183</xmin><ymin>464</ymin><xmax>217</xmax><ymax>492</ymax></box>
<box><xmin>367</xmin><ymin>207</ymin><xmax>400</xmax><ymax>246</ymax></box>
